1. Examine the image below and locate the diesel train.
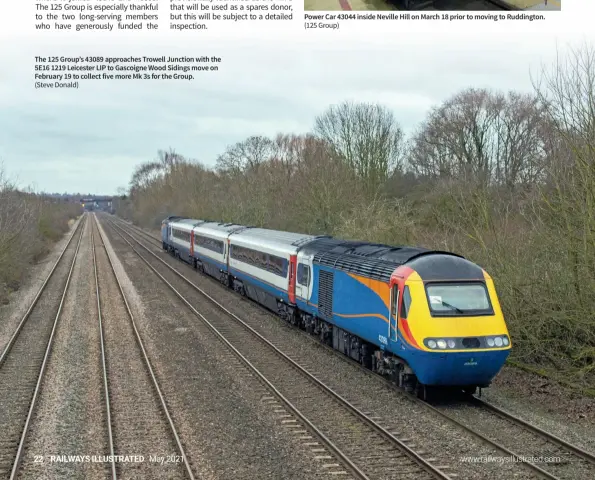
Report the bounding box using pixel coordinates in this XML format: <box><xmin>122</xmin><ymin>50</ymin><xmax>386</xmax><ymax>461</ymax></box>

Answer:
<box><xmin>161</xmin><ymin>215</ymin><xmax>511</xmax><ymax>396</ymax></box>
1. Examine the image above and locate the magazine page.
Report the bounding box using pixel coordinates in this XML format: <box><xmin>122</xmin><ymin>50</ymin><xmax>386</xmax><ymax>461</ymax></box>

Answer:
<box><xmin>2</xmin><ymin>0</ymin><xmax>594</xmax><ymax>479</ymax></box>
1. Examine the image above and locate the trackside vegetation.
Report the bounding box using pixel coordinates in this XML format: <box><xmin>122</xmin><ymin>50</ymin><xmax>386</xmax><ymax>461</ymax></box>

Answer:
<box><xmin>116</xmin><ymin>46</ymin><xmax>595</xmax><ymax>394</ymax></box>
<box><xmin>0</xmin><ymin>169</ymin><xmax>82</xmax><ymax>304</ymax></box>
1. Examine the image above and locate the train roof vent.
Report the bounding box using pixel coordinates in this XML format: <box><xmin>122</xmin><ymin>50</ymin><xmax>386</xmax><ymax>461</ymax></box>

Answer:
<box><xmin>291</xmin><ymin>235</ymin><xmax>331</xmax><ymax>248</ymax></box>
<box><xmin>314</xmin><ymin>251</ymin><xmax>399</xmax><ymax>282</ymax></box>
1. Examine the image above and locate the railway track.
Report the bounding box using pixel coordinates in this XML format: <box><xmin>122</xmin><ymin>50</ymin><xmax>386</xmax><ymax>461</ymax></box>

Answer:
<box><xmin>91</xmin><ymin>215</ymin><xmax>195</xmax><ymax>479</ymax></box>
<box><xmin>0</xmin><ymin>215</ymin><xmax>86</xmax><ymax>478</ymax></box>
<box><xmin>93</xmin><ymin>217</ymin><xmax>117</xmax><ymax>480</ymax></box>
<box><xmin>103</xmin><ymin>216</ymin><xmax>453</xmax><ymax>480</ymax></box>
<box><xmin>109</xmin><ymin>216</ymin><xmax>595</xmax><ymax>480</ymax></box>
<box><xmin>430</xmin><ymin>396</ymin><xmax>595</xmax><ymax>480</ymax></box>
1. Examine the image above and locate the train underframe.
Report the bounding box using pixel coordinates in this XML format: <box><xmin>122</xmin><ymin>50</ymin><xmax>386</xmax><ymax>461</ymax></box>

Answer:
<box><xmin>164</xmin><ymin>242</ymin><xmax>479</xmax><ymax>398</ymax></box>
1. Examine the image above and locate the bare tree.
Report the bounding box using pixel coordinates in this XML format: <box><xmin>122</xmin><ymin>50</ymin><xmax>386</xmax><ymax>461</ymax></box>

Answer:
<box><xmin>532</xmin><ymin>43</ymin><xmax>595</xmax><ymax>315</ymax></box>
<box><xmin>492</xmin><ymin>92</ymin><xmax>549</xmax><ymax>188</ymax></box>
<box><xmin>215</xmin><ymin>135</ymin><xmax>275</xmax><ymax>174</ymax></box>
<box><xmin>157</xmin><ymin>148</ymin><xmax>184</xmax><ymax>170</ymax></box>
<box><xmin>408</xmin><ymin>88</ymin><xmax>549</xmax><ymax>188</ymax></box>
<box><xmin>313</xmin><ymin>101</ymin><xmax>405</xmax><ymax>193</ymax></box>
<box><xmin>129</xmin><ymin>161</ymin><xmax>164</xmax><ymax>192</ymax></box>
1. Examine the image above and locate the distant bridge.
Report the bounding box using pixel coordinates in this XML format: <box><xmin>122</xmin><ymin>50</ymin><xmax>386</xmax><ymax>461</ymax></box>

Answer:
<box><xmin>80</xmin><ymin>197</ymin><xmax>113</xmax><ymax>211</ymax></box>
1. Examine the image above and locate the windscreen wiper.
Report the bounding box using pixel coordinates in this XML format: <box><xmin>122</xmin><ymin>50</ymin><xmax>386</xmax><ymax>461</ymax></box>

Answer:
<box><xmin>440</xmin><ymin>300</ymin><xmax>464</xmax><ymax>314</ymax></box>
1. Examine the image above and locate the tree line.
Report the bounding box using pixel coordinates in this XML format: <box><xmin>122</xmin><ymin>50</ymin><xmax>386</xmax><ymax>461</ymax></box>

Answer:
<box><xmin>117</xmin><ymin>45</ymin><xmax>595</xmax><ymax>394</ymax></box>
<box><xmin>0</xmin><ymin>168</ymin><xmax>82</xmax><ymax>304</ymax></box>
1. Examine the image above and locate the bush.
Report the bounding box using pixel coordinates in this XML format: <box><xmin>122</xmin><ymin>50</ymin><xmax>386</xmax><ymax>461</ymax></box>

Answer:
<box><xmin>0</xmin><ymin>170</ymin><xmax>82</xmax><ymax>303</ymax></box>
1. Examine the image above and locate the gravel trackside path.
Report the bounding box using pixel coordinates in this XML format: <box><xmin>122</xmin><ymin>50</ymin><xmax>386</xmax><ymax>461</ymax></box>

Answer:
<box><xmin>17</xmin><ymin>216</ymin><xmax>109</xmax><ymax>480</ymax></box>
<box><xmin>0</xmin><ymin>217</ymin><xmax>86</xmax><ymax>478</ymax></box>
<box><xmin>485</xmin><ymin>368</ymin><xmax>595</xmax><ymax>454</ymax></box>
<box><xmin>432</xmin><ymin>399</ymin><xmax>595</xmax><ymax>480</ymax></box>
<box><xmin>99</xmin><ymin>216</ymin><xmax>345</xmax><ymax>479</ymax></box>
<box><xmin>93</xmin><ymin>217</ymin><xmax>187</xmax><ymax>479</ymax></box>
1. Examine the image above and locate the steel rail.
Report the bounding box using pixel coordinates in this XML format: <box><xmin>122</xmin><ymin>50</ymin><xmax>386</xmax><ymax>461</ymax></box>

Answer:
<box><xmin>104</xmin><ymin>218</ymin><xmax>376</xmax><ymax>480</ymax></box>
<box><xmin>91</xmin><ymin>219</ymin><xmax>118</xmax><ymax>480</ymax></box>
<box><xmin>107</xmin><ymin>216</ymin><xmax>451</xmax><ymax>480</ymax></box>
<box><xmin>9</xmin><ymin>215</ymin><xmax>87</xmax><ymax>479</ymax></box>
<box><xmin>472</xmin><ymin>396</ymin><xmax>595</xmax><ymax>465</ymax></box>
<box><xmin>0</xmin><ymin>216</ymin><xmax>84</xmax><ymax>366</ymax></box>
<box><xmin>93</xmin><ymin>214</ymin><xmax>196</xmax><ymax>480</ymax></box>
<box><xmin>111</xmin><ymin>215</ymin><xmax>585</xmax><ymax>480</ymax></box>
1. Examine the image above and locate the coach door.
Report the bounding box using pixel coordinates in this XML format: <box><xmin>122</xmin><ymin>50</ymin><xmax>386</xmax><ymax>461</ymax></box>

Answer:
<box><xmin>224</xmin><ymin>238</ymin><xmax>230</xmax><ymax>269</ymax></box>
<box><xmin>295</xmin><ymin>253</ymin><xmax>313</xmax><ymax>303</ymax></box>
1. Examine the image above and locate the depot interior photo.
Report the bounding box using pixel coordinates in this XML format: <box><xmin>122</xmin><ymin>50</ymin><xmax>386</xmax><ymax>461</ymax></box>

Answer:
<box><xmin>304</xmin><ymin>0</ymin><xmax>561</xmax><ymax>11</ymax></box>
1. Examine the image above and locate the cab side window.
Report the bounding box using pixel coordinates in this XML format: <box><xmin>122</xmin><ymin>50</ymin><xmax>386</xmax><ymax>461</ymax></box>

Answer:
<box><xmin>297</xmin><ymin>263</ymin><xmax>310</xmax><ymax>286</ymax></box>
<box><xmin>391</xmin><ymin>286</ymin><xmax>399</xmax><ymax>317</ymax></box>
<box><xmin>401</xmin><ymin>286</ymin><xmax>412</xmax><ymax>318</ymax></box>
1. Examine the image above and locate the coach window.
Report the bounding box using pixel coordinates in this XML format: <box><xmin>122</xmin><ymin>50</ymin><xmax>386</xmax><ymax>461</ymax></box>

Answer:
<box><xmin>304</xmin><ymin>265</ymin><xmax>310</xmax><ymax>286</ymax></box>
<box><xmin>269</xmin><ymin>255</ymin><xmax>281</xmax><ymax>275</ymax></box>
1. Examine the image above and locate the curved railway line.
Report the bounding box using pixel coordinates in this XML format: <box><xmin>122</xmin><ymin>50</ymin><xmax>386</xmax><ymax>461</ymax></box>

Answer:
<box><xmin>0</xmin><ymin>216</ymin><xmax>86</xmax><ymax>478</ymax></box>
<box><xmin>108</xmin><ymin>215</ymin><xmax>595</xmax><ymax>480</ymax></box>
<box><xmin>91</xmin><ymin>215</ymin><xmax>195</xmax><ymax>479</ymax></box>
<box><xmin>104</xmin><ymin>217</ymin><xmax>453</xmax><ymax>480</ymax></box>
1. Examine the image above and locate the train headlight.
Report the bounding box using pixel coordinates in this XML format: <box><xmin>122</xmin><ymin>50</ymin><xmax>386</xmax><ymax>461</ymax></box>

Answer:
<box><xmin>495</xmin><ymin>337</ymin><xmax>503</xmax><ymax>347</ymax></box>
<box><xmin>428</xmin><ymin>340</ymin><xmax>437</xmax><ymax>349</ymax></box>
<box><xmin>437</xmin><ymin>339</ymin><xmax>447</xmax><ymax>349</ymax></box>
<box><xmin>502</xmin><ymin>336</ymin><xmax>509</xmax><ymax>346</ymax></box>
<box><xmin>447</xmin><ymin>339</ymin><xmax>456</xmax><ymax>349</ymax></box>
<box><xmin>487</xmin><ymin>338</ymin><xmax>495</xmax><ymax>347</ymax></box>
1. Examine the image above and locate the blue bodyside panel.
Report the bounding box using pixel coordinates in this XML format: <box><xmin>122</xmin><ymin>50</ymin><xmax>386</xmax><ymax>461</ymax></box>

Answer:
<box><xmin>409</xmin><ymin>349</ymin><xmax>510</xmax><ymax>386</ymax></box>
<box><xmin>175</xmin><ymin>244</ymin><xmax>192</xmax><ymax>261</ymax></box>
<box><xmin>230</xmin><ymin>267</ymin><xmax>289</xmax><ymax>303</ymax></box>
<box><xmin>296</xmin><ymin>298</ymin><xmax>317</xmax><ymax>316</ymax></box>
<box><xmin>194</xmin><ymin>252</ymin><xmax>227</xmax><ymax>272</ymax></box>
<box><xmin>309</xmin><ymin>263</ymin><xmax>509</xmax><ymax>387</ymax></box>
<box><xmin>310</xmin><ymin>265</ymin><xmax>391</xmax><ymax>349</ymax></box>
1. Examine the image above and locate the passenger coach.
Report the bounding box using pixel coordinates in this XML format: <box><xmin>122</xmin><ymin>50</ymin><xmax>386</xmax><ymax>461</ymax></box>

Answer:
<box><xmin>192</xmin><ymin>222</ymin><xmax>246</xmax><ymax>284</ymax></box>
<box><xmin>227</xmin><ymin>228</ymin><xmax>321</xmax><ymax>318</ymax></box>
<box><xmin>161</xmin><ymin>216</ymin><xmax>511</xmax><ymax>396</ymax></box>
<box><xmin>162</xmin><ymin>217</ymin><xmax>205</xmax><ymax>264</ymax></box>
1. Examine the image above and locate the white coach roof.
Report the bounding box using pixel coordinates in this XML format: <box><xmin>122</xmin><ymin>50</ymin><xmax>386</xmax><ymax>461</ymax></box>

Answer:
<box><xmin>194</xmin><ymin>222</ymin><xmax>248</xmax><ymax>236</ymax></box>
<box><xmin>231</xmin><ymin>227</ymin><xmax>317</xmax><ymax>252</ymax></box>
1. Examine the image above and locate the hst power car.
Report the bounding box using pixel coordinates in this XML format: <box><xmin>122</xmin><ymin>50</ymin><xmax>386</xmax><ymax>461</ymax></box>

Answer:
<box><xmin>162</xmin><ymin>216</ymin><xmax>511</xmax><ymax>396</ymax></box>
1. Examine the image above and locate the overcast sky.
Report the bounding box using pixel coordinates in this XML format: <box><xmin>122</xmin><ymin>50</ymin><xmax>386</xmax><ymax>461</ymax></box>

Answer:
<box><xmin>0</xmin><ymin>29</ymin><xmax>593</xmax><ymax>194</ymax></box>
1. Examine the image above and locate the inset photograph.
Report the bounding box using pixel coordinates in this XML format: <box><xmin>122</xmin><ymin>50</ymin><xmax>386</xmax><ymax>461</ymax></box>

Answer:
<box><xmin>304</xmin><ymin>0</ymin><xmax>560</xmax><ymax>11</ymax></box>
